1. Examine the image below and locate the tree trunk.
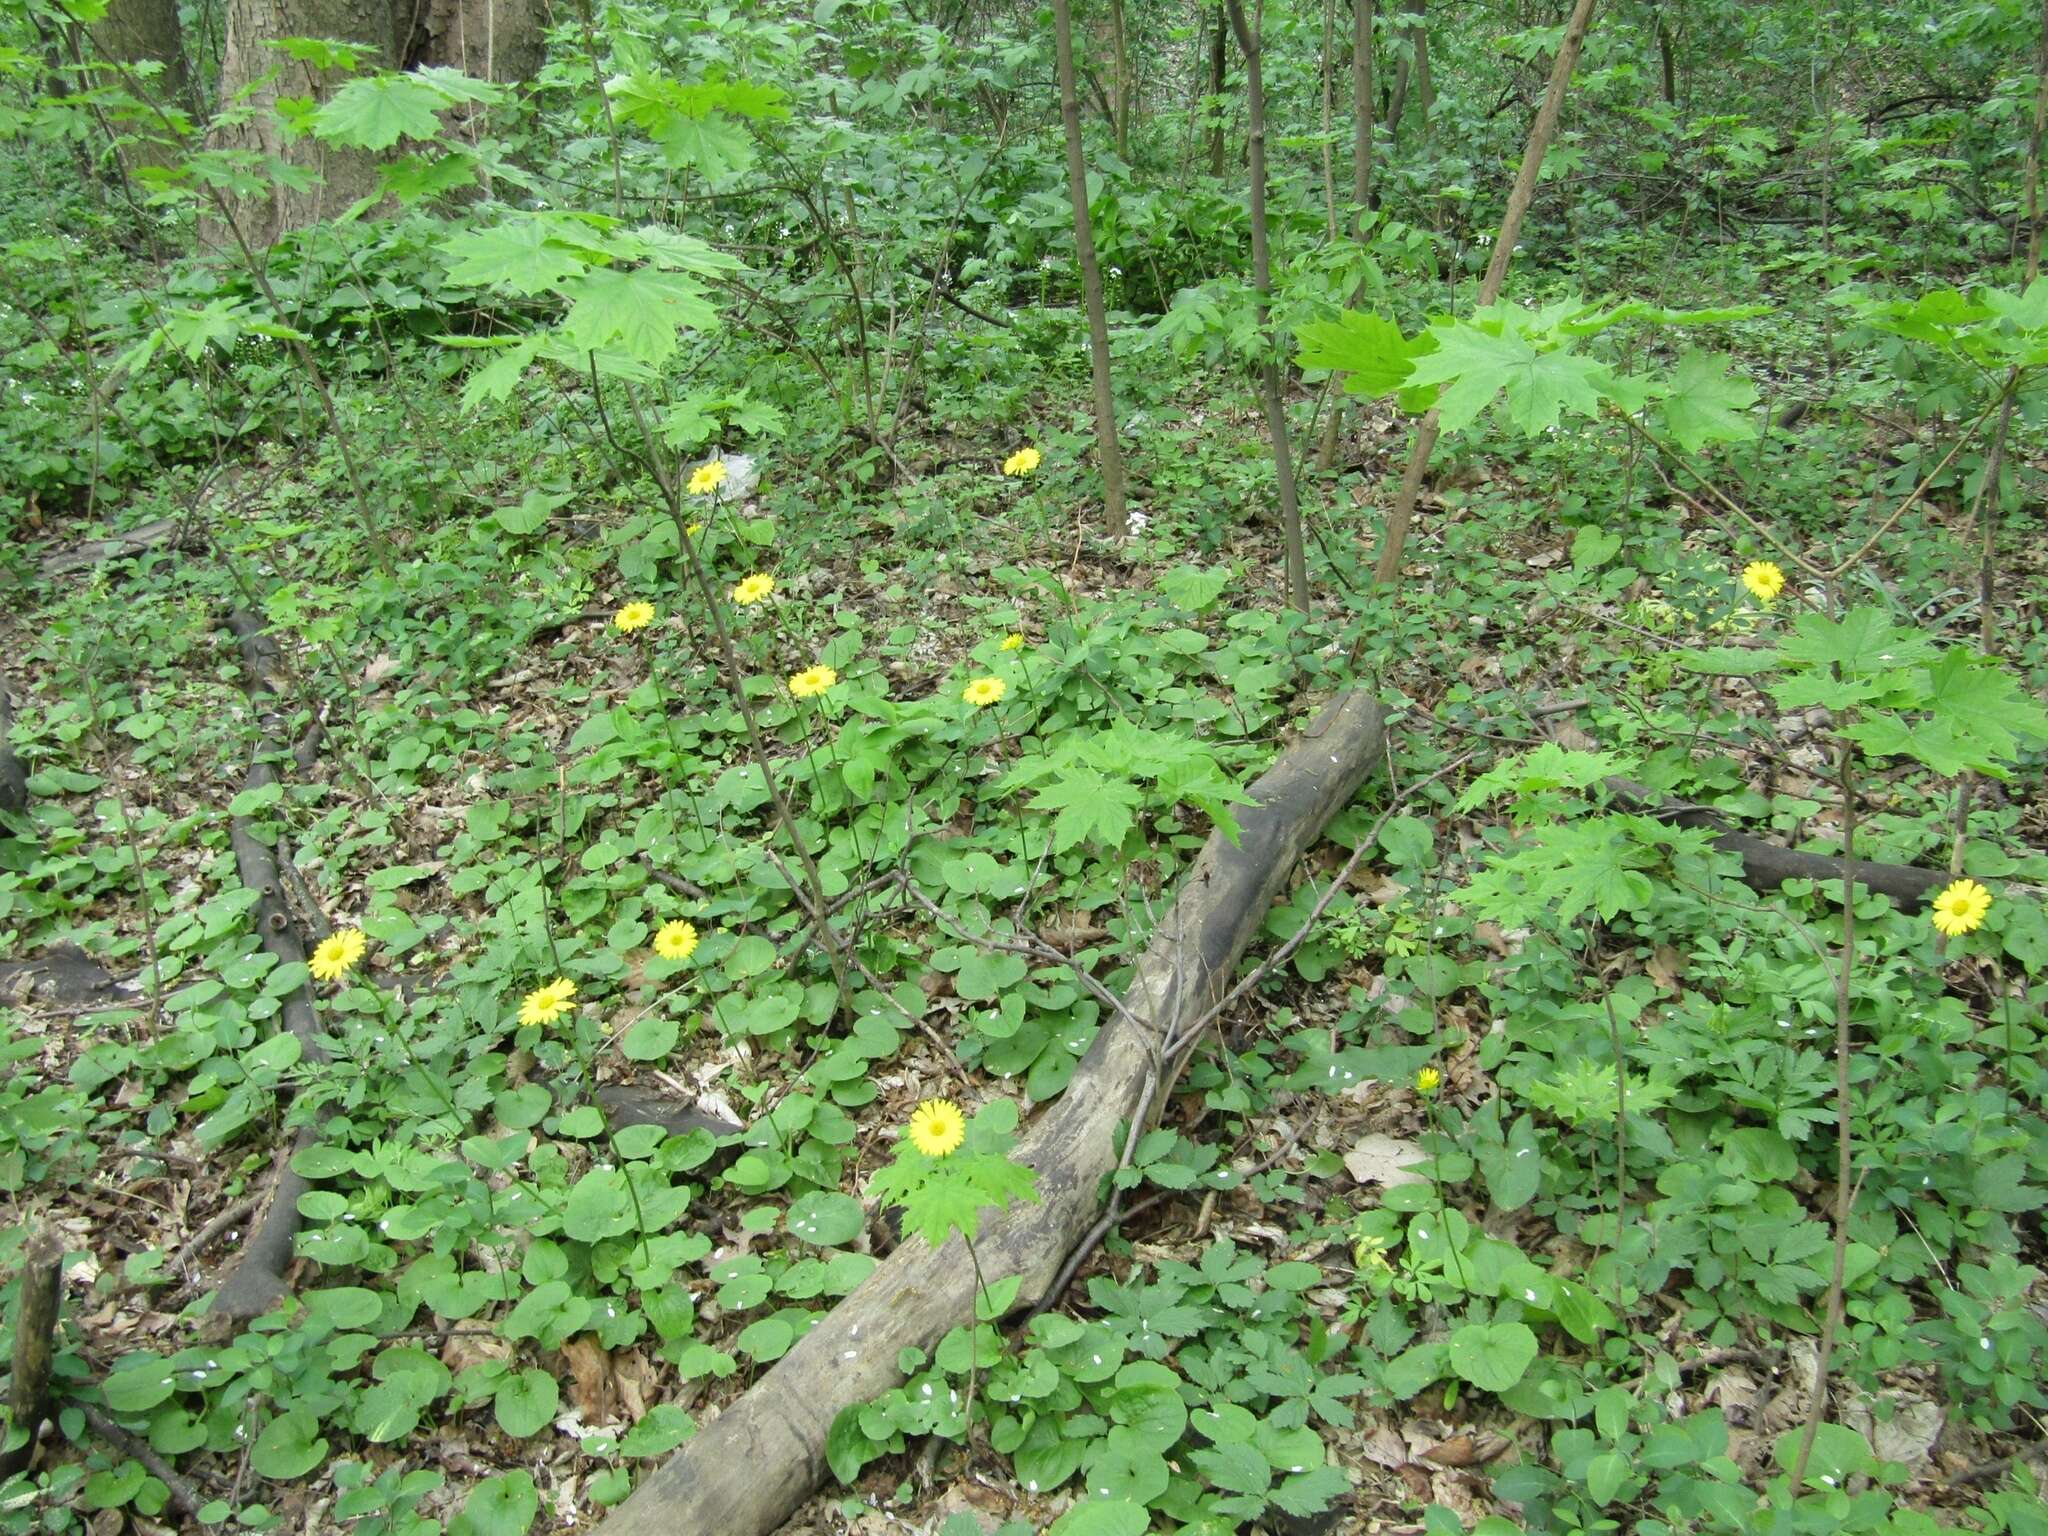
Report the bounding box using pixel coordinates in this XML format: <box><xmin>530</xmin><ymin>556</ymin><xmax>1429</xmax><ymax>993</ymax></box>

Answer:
<box><xmin>1368</xmin><ymin>0</ymin><xmax>1599</xmax><ymax>586</ymax></box>
<box><xmin>210</xmin><ymin>0</ymin><xmax>537</xmax><ymax>248</ymax></box>
<box><xmin>1385</xmin><ymin>0</ymin><xmax>1423</xmax><ymax>135</ymax></box>
<box><xmin>90</xmin><ymin>0</ymin><xmax>191</xmax><ymax>115</ymax></box>
<box><xmin>1052</xmin><ymin>0</ymin><xmax>1132</xmax><ymax>534</ymax></box>
<box><xmin>1316</xmin><ymin>0</ymin><xmax>1376</xmax><ymax>472</ymax></box>
<box><xmin>1109</xmin><ymin>0</ymin><xmax>1132</xmax><ymax>159</ymax></box>
<box><xmin>1207</xmin><ymin>3</ymin><xmax>1228</xmax><ymax>174</ymax></box>
<box><xmin>1354</xmin><ymin>0</ymin><xmax>1375</xmax><ymax>213</ymax></box>
<box><xmin>1657</xmin><ymin>11</ymin><xmax>1676</xmax><ymax>104</ymax></box>
<box><xmin>209</xmin><ymin>0</ymin><xmax>402</xmax><ymax>249</ymax></box>
<box><xmin>1226</xmin><ymin>0</ymin><xmax>1310</xmax><ymax>612</ymax></box>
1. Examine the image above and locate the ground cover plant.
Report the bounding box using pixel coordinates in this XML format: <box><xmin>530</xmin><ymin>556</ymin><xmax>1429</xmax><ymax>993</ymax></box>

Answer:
<box><xmin>1</xmin><ymin>0</ymin><xmax>2047</xmax><ymax>1531</ymax></box>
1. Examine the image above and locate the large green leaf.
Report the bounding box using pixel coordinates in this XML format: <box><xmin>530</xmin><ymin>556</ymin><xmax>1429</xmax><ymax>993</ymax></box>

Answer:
<box><xmin>1659</xmin><ymin>350</ymin><xmax>1758</xmax><ymax>452</ymax></box>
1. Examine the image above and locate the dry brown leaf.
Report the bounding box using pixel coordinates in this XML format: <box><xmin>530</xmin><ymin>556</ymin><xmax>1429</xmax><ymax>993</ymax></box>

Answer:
<box><xmin>1343</xmin><ymin>1133</ymin><xmax>1428</xmax><ymax>1189</ymax></box>
<box><xmin>1647</xmin><ymin>944</ymin><xmax>1688</xmax><ymax>992</ymax></box>
<box><xmin>561</xmin><ymin>1333</ymin><xmax>613</xmax><ymax>1422</ymax></box>
<box><xmin>1357</xmin><ymin>1422</ymin><xmax>1411</xmax><ymax>1470</ymax></box>
<box><xmin>1421</xmin><ymin>1432</ymin><xmax>1510</xmax><ymax>1466</ymax></box>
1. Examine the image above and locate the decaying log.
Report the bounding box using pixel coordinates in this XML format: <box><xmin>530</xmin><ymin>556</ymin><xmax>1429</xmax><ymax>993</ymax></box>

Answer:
<box><xmin>209</xmin><ymin>612</ymin><xmax>329</xmax><ymax>1323</ymax></box>
<box><xmin>0</xmin><ymin>676</ymin><xmax>26</xmax><ymax>817</ymax></box>
<box><xmin>595</xmin><ymin>692</ymin><xmax>1390</xmax><ymax>1536</ymax></box>
<box><xmin>37</xmin><ymin>515</ymin><xmax>201</xmax><ymax>578</ymax></box>
<box><xmin>1607</xmin><ymin>778</ymin><xmax>1956</xmax><ymax>911</ymax></box>
<box><xmin>0</xmin><ymin>1224</ymin><xmax>64</xmax><ymax>1480</ymax></box>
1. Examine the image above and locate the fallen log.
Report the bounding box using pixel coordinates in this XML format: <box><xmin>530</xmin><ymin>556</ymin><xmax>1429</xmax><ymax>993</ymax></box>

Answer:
<box><xmin>0</xmin><ymin>676</ymin><xmax>26</xmax><ymax>817</ymax></box>
<box><xmin>1606</xmin><ymin>778</ymin><xmax>1956</xmax><ymax>911</ymax></box>
<box><xmin>595</xmin><ymin>691</ymin><xmax>1390</xmax><ymax>1536</ymax></box>
<box><xmin>0</xmin><ymin>1224</ymin><xmax>63</xmax><ymax>1481</ymax></box>
<box><xmin>209</xmin><ymin>611</ymin><xmax>330</xmax><ymax>1323</ymax></box>
<box><xmin>37</xmin><ymin>515</ymin><xmax>200</xmax><ymax>579</ymax></box>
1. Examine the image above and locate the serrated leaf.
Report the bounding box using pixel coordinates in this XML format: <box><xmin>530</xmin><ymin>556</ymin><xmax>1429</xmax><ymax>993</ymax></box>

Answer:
<box><xmin>557</xmin><ymin>267</ymin><xmax>717</xmax><ymax>365</ymax></box>
<box><xmin>313</xmin><ymin>73</ymin><xmax>447</xmax><ymax>150</ymax></box>
<box><xmin>1293</xmin><ymin>310</ymin><xmax>1415</xmax><ymax>394</ymax></box>
<box><xmin>1659</xmin><ymin>350</ymin><xmax>1758</xmax><ymax>452</ymax></box>
<box><xmin>1029</xmin><ymin>769</ymin><xmax>1141</xmax><ymax>854</ymax></box>
<box><xmin>442</xmin><ymin>218</ymin><xmax>593</xmax><ymax>297</ymax></box>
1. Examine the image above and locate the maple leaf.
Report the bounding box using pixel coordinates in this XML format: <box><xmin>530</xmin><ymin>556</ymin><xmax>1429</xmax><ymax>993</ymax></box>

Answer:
<box><xmin>1659</xmin><ymin>350</ymin><xmax>1758</xmax><ymax>452</ymax></box>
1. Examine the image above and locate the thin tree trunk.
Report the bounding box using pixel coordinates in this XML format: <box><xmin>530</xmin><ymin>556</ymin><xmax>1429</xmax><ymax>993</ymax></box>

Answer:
<box><xmin>1316</xmin><ymin>0</ymin><xmax>1377</xmax><ymax>472</ymax></box>
<box><xmin>1657</xmin><ymin>11</ymin><xmax>1676</xmax><ymax>104</ymax></box>
<box><xmin>1320</xmin><ymin>0</ymin><xmax>1338</xmax><ymax>240</ymax></box>
<box><xmin>1385</xmin><ymin>0</ymin><xmax>1422</xmax><ymax>134</ymax></box>
<box><xmin>1226</xmin><ymin>0</ymin><xmax>1310</xmax><ymax>612</ymax></box>
<box><xmin>1053</xmin><ymin>0</ymin><xmax>1132</xmax><ymax>533</ymax></box>
<box><xmin>1110</xmin><ymin>0</ymin><xmax>1132</xmax><ymax>159</ymax></box>
<box><xmin>1369</xmin><ymin>0</ymin><xmax>1599</xmax><ymax>586</ymax></box>
<box><xmin>1207</xmin><ymin>3</ymin><xmax>1228</xmax><ymax>175</ymax></box>
<box><xmin>0</xmin><ymin>1226</ymin><xmax>62</xmax><ymax>1482</ymax></box>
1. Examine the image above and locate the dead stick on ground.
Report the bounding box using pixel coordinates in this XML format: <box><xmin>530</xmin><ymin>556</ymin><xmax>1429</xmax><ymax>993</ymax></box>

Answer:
<box><xmin>0</xmin><ymin>1225</ymin><xmax>62</xmax><ymax>1481</ymax></box>
<box><xmin>82</xmin><ymin>1405</ymin><xmax>209</xmax><ymax>1518</ymax></box>
<box><xmin>209</xmin><ymin>612</ymin><xmax>332</xmax><ymax>1323</ymax></box>
<box><xmin>593</xmin><ymin>692</ymin><xmax>1391</xmax><ymax>1536</ymax></box>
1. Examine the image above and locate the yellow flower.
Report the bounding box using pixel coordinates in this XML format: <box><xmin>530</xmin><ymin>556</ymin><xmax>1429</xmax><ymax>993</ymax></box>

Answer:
<box><xmin>1352</xmin><ymin>1233</ymin><xmax>1392</xmax><ymax>1273</ymax></box>
<box><xmin>1001</xmin><ymin>446</ymin><xmax>1041</xmax><ymax>477</ymax></box>
<box><xmin>1415</xmin><ymin>1065</ymin><xmax>1442</xmax><ymax>1096</ymax></box>
<box><xmin>906</xmin><ymin>1098</ymin><xmax>967</xmax><ymax>1158</ymax></box>
<box><xmin>962</xmin><ymin>676</ymin><xmax>1007</xmax><ymax>709</ymax></box>
<box><xmin>309</xmin><ymin>927</ymin><xmax>366</xmax><ymax>983</ymax></box>
<box><xmin>1741</xmin><ymin>561</ymin><xmax>1786</xmax><ymax>603</ymax></box>
<box><xmin>788</xmin><ymin>664</ymin><xmax>839</xmax><ymax>699</ymax></box>
<box><xmin>653</xmin><ymin>919</ymin><xmax>699</xmax><ymax>962</ymax></box>
<box><xmin>999</xmin><ymin>633</ymin><xmax>1025</xmax><ymax>652</ymax></box>
<box><xmin>614</xmin><ymin>601</ymin><xmax>656</xmax><ymax>633</ymax></box>
<box><xmin>688</xmin><ymin>460</ymin><xmax>727</xmax><ymax>496</ymax></box>
<box><xmin>730</xmin><ymin>573</ymin><xmax>775</xmax><ymax>606</ymax></box>
<box><xmin>1929</xmin><ymin>878</ymin><xmax>1992</xmax><ymax>937</ymax></box>
<box><xmin>686</xmin><ymin>522</ymin><xmax>703</xmax><ymax>538</ymax></box>
<box><xmin>518</xmin><ymin>976</ymin><xmax>578</xmax><ymax>1027</ymax></box>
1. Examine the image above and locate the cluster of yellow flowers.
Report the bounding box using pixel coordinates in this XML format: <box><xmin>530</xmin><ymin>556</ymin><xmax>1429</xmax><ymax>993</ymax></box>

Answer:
<box><xmin>906</xmin><ymin>1097</ymin><xmax>966</xmax><ymax>1157</ymax></box>
<box><xmin>1000</xmin><ymin>446</ymin><xmax>1041</xmax><ymax>478</ymax></box>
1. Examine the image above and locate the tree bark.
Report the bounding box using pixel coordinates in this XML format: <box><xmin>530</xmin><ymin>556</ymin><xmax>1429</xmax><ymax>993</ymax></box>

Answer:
<box><xmin>1315</xmin><ymin>0</ymin><xmax>1377</xmax><ymax>472</ymax></box>
<box><xmin>1385</xmin><ymin>0</ymin><xmax>1424</xmax><ymax>134</ymax></box>
<box><xmin>1226</xmin><ymin>0</ymin><xmax>1309</xmax><ymax>611</ymax></box>
<box><xmin>1207</xmin><ymin>3</ymin><xmax>1228</xmax><ymax>175</ymax></box>
<box><xmin>590</xmin><ymin>694</ymin><xmax>1389</xmax><ymax>1536</ymax></box>
<box><xmin>89</xmin><ymin>0</ymin><xmax>191</xmax><ymax>115</ymax></box>
<box><xmin>1369</xmin><ymin>0</ymin><xmax>1599</xmax><ymax>586</ymax></box>
<box><xmin>0</xmin><ymin>1225</ymin><xmax>63</xmax><ymax>1481</ymax></box>
<box><xmin>1052</xmin><ymin>0</ymin><xmax>1132</xmax><ymax>534</ymax></box>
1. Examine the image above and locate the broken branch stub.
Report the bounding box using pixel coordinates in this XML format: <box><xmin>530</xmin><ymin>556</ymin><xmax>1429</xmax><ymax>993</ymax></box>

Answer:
<box><xmin>594</xmin><ymin>692</ymin><xmax>1389</xmax><ymax>1536</ymax></box>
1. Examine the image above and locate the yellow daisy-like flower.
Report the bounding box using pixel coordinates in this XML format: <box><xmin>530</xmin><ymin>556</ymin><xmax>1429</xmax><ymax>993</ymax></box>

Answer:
<box><xmin>686</xmin><ymin>522</ymin><xmax>703</xmax><ymax>538</ymax></box>
<box><xmin>906</xmin><ymin>1098</ymin><xmax>967</xmax><ymax>1158</ymax></box>
<box><xmin>653</xmin><ymin>919</ymin><xmax>700</xmax><ymax>962</ymax></box>
<box><xmin>688</xmin><ymin>460</ymin><xmax>728</xmax><ymax>496</ymax></box>
<box><xmin>999</xmin><ymin>633</ymin><xmax>1025</xmax><ymax>652</ymax></box>
<box><xmin>518</xmin><ymin>977</ymin><xmax>578</xmax><ymax>1027</ymax></box>
<box><xmin>962</xmin><ymin>676</ymin><xmax>1007</xmax><ymax>709</ymax></box>
<box><xmin>1001</xmin><ymin>446</ymin><xmax>1041</xmax><ymax>477</ymax></box>
<box><xmin>614</xmin><ymin>601</ymin><xmax>656</xmax><ymax>633</ymax></box>
<box><xmin>1741</xmin><ymin>561</ymin><xmax>1786</xmax><ymax>603</ymax></box>
<box><xmin>788</xmin><ymin>664</ymin><xmax>839</xmax><ymax>699</ymax></box>
<box><xmin>730</xmin><ymin>573</ymin><xmax>775</xmax><ymax>606</ymax></box>
<box><xmin>309</xmin><ymin>927</ymin><xmax>366</xmax><ymax>983</ymax></box>
<box><xmin>1929</xmin><ymin>878</ymin><xmax>1992</xmax><ymax>937</ymax></box>
<box><xmin>1415</xmin><ymin>1065</ymin><xmax>1442</xmax><ymax>1097</ymax></box>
